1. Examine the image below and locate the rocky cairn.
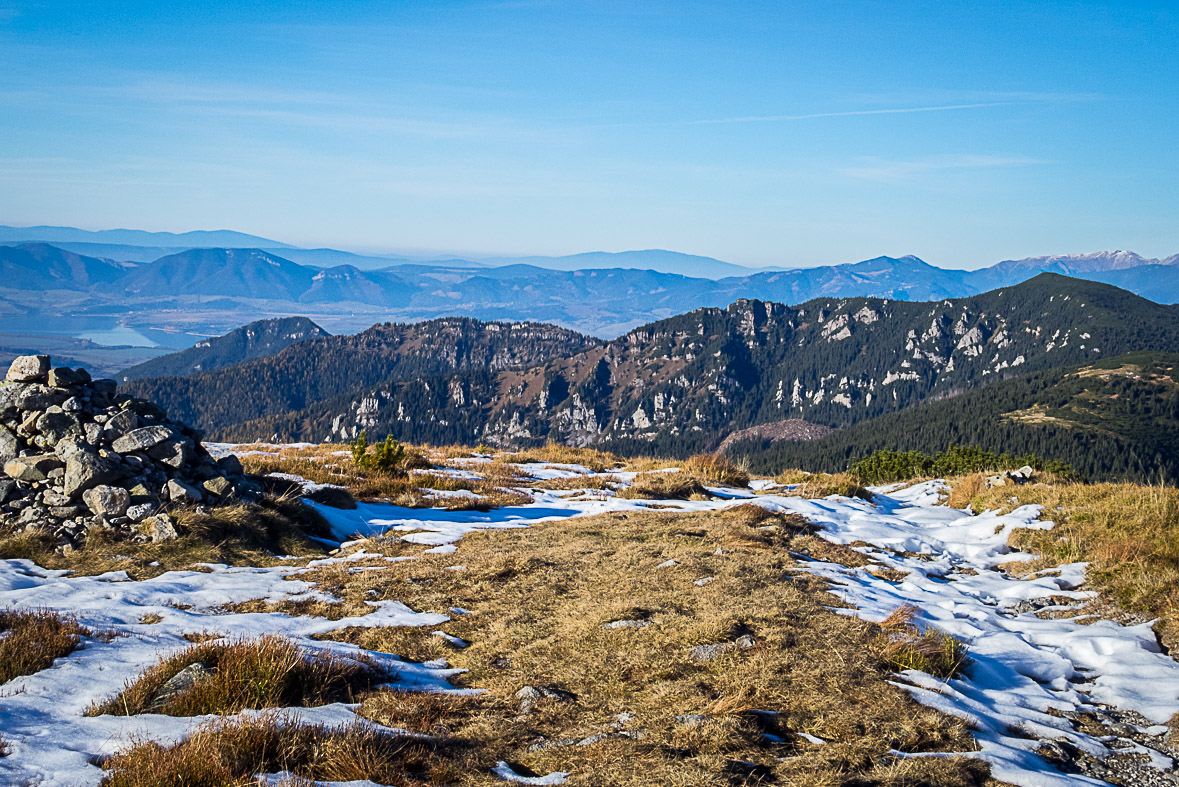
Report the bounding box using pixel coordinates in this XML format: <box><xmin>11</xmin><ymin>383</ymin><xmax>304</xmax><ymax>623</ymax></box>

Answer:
<box><xmin>0</xmin><ymin>355</ymin><xmax>258</xmax><ymax>551</ymax></box>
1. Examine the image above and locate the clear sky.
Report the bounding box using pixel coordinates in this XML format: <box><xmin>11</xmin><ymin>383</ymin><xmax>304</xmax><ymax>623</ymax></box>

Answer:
<box><xmin>1</xmin><ymin>1</ymin><xmax>1176</xmax><ymax>269</ymax></box>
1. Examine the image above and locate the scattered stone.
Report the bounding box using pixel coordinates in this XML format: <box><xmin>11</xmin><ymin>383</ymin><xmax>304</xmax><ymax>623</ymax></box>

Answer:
<box><xmin>516</xmin><ymin>684</ymin><xmax>576</xmax><ymax>713</ymax></box>
<box><xmin>141</xmin><ymin>513</ymin><xmax>179</xmax><ymax>542</ymax></box>
<box><xmin>735</xmin><ymin>634</ymin><xmax>756</xmax><ymax>649</ymax></box>
<box><xmin>693</xmin><ymin>576</ymin><xmax>715</xmax><ymax>586</ymax></box>
<box><xmin>146</xmin><ymin>662</ymin><xmax>215</xmax><ymax>712</ymax></box>
<box><xmin>675</xmin><ymin>714</ymin><xmax>712</xmax><ymax>726</ymax></box>
<box><xmin>6</xmin><ymin>355</ymin><xmax>49</xmax><ymax>382</ymax></box>
<box><xmin>689</xmin><ymin>642</ymin><xmax>735</xmax><ymax>662</ymax></box>
<box><xmin>602</xmin><ymin>619</ymin><xmax>654</xmax><ymax>630</ymax></box>
<box><xmin>656</xmin><ymin>559</ymin><xmax>679</xmax><ymax>568</ymax></box>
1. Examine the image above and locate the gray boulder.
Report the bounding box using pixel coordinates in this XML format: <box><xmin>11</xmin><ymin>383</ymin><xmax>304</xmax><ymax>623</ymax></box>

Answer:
<box><xmin>147</xmin><ymin>437</ymin><xmax>193</xmax><ymax>469</ymax></box>
<box><xmin>35</xmin><ymin>411</ymin><xmax>83</xmax><ymax>445</ymax></box>
<box><xmin>4</xmin><ymin>454</ymin><xmax>64</xmax><ymax>483</ymax></box>
<box><xmin>47</xmin><ymin>367</ymin><xmax>89</xmax><ymax>387</ymax></box>
<box><xmin>63</xmin><ymin>451</ymin><xmax>127</xmax><ymax>497</ymax></box>
<box><xmin>112</xmin><ymin>425</ymin><xmax>177</xmax><ymax>454</ymax></box>
<box><xmin>0</xmin><ymin>425</ymin><xmax>20</xmax><ymax>462</ymax></box>
<box><xmin>146</xmin><ymin>661</ymin><xmax>213</xmax><ymax>711</ymax></box>
<box><xmin>166</xmin><ymin>478</ymin><xmax>203</xmax><ymax>504</ymax></box>
<box><xmin>6</xmin><ymin>355</ymin><xmax>49</xmax><ymax>383</ymax></box>
<box><xmin>82</xmin><ymin>485</ymin><xmax>131</xmax><ymax>518</ymax></box>
<box><xmin>202</xmin><ymin>476</ymin><xmax>233</xmax><ymax>498</ymax></box>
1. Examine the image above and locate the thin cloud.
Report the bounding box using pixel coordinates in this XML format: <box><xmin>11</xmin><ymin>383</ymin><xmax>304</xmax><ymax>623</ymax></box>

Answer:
<box><xmin>838</xmin><ymin>154</ymin><xmax>1046</xmax><ymax>181</ymax></box>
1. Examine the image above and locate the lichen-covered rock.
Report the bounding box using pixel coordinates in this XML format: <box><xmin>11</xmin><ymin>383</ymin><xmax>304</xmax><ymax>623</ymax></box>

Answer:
<box><xmin>111</xmin><ymin>425</ymin><xmax>178</xmax><ymax>454</ymax></box>
<box><xmin>63</xmin><ymin>451</ymin><xmax>127</xmax><ymax>497</ymax></box>
<box><xmin>6</xmin><ymin>355</ymin><xmax>49</xmax><ymax>382</ymax></box>
<box><xmin>82</xmin><ymin>485</ymin><xmax>131</xmax><ymax>518</ymax></box>
<box><xmin>141</xmin><ymin>513</ymin><xmax>179</xmax><ymax>542</ymax></box>
<box><xmin>4</xmin><ymin>454</ymin><xmax>63</xmax><ymax>483</ymax></box>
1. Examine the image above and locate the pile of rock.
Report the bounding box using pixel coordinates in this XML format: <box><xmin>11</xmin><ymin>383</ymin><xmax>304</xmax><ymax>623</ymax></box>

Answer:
<box><xmin>0</xmin><ymin>355</ymin><xmax>259</xmax><ymax>550</ymax></box>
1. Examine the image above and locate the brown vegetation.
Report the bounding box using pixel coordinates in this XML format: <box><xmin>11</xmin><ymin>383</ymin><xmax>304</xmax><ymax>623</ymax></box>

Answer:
<box><xmin>90</xmin><ymin>635</ymin><xmax>383</xmax><ymax>717</ymax></box>
<box><xmin>100</xmin><ymin>713</ymin><xmax>458</xmax><ymax>787</ymax></box>
<box><xmin>0</xmin><ymin>608</ymin><xmax>91</xmax><ymax>684</ymax></box>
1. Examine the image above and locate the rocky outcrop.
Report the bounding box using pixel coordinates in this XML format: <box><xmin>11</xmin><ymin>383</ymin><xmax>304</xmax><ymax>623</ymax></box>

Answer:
<box><xmin>0</xmin><ymin>355</ymin><xmax>259</xmax><ymax>552</ymax></box>
<box><xmin>715</xmin><ymin>419</ymin><xmax>835</xmax><ymax>454</ymax></box>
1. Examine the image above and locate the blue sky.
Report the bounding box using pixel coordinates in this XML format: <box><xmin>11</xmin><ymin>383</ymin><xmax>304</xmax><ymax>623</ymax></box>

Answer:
<box><xmin>1</xmin><ymin>1</ymin><xmax>1176</xmax><ymax>269</ymax></box>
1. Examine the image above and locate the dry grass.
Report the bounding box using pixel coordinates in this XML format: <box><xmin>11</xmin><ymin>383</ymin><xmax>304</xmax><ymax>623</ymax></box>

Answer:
<box><xmin>0</xmin><ymin>608</ymin><xmax>91</xmax><ymax>684</ymax></box>
<box><xmin>789</xmin><ymin>473</ymin><xmax>874</xmax><ymax>501</ymax></box>
<box><xmin>681</xmin><ymin>453</ymin><xmax>750</xmax><ymax>487</ymax></box>
<box><xmin>958</xmin><ymin>478</ymin><xmax>1179</xmax><ymax>651</ymax></box>
<box><xmin>617</xmin><ymin>472</ymin><xmax>709</xmax><ymax>500</ymax></box>
<box><xmin>292</xmin><ymin>507</ymin><xmax>989</xmax><ymax>786</ymax></box>
<box><xmin>99</xmin><ymin>713</ymin><xmax>458</xmax><ymax>787</ymax></box>
<box><xmin>876</xmin><ymin>606</ymin><xmax>970</xmax><ymax>679</ymax></box>
<box><xmin>0</xmin><ymin>495</ymin><xmax>331</xmax><ymax>579</ymax></box>
<box><xmin>242</xmin><ymin>445</ymin><xmax>534</xmax><ymax>511</ymax></box>
<box><xmin>89</xmin><ymin>635</ymin><xmax>383</xmax><ymax>717</ymax></box>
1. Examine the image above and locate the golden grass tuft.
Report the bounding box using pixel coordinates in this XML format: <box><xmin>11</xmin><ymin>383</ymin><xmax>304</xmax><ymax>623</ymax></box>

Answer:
<box><xmin>89</xmin><ymin>635</ymin><xmax>383</xmax><ymax>717</ymax></box>
<box><xmin>0</xmin><ymin>608</ymin><xmax>91</xmax><ymax>684</ymax></box>
<box><xmin>681</xmin><ymin>453</ymin><xmax>751</xmax><ymax>487</ymax></box>
<box><xmin>617</xmin><ymin>472</ymin><xmax>709</xmax><ymax>500</ymax></box>
<box><xmin>876</xmin><ymin>606</ymin><xmax>970</xmax><ymax>679</ymax></box>
<box><xmin>790</xmin><ymin>473</ymin><xmax>874</xmax><ymax>501</ymax></box>
<box><xmin>99</xmin><ymin>713</ymin><xmax>457</xmax><ymax>787</ymax></box>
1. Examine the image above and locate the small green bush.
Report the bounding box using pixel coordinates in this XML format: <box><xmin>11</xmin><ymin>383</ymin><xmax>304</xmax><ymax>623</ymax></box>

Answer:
<box><xmin>849</xmin><ymin>445</ymin><xmax>1081</xmax><ymax>484</ymax></box>
<box><xmin>348</xmin><ymin>431</ymin><xmax>412</xmax><ymax>475</ymax></box>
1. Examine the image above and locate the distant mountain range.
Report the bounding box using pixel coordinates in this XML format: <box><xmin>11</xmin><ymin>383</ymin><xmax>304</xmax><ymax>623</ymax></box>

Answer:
<box><xmin>0</xmin><ymin>225</ymin><xmax>290</xmax><ymax>248</ymax></box>
<box><xmin>0</xmin><ymin>222</ymin><xmax>1177</xmax><ymax>347</ymax></box>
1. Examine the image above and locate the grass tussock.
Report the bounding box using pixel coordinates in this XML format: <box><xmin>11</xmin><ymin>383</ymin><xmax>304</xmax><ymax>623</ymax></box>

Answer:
<box><xmin>790</xmin><ymin>473</ymin><xmax>874</xmax><ymax>501</ymax></box>
<box><xmin>292</xmin><ymin>507</ymin><xmax>988</xmax><ymax>786</ymax></box>
<box><xmin>99</xmin><ymin>713</ymin><xmax>457</xmax><ymax>787</ymax></box>
<box><xmin>959</xmin><ymin>478</ymin><xmax>1179</xmax><ymax>651</ymax></box>
<box><xmin>876</xmin><ymin>606</ymin><xmax>970</xmax><ymax>679</ymax></box>
<box><xmin>0</xmin><ymin>608</ymin><xmax>91</xmax><ymax>684</ymax></box>
<box><xmin>89</xmin><ymin>635</ymin><xmax>382</xmax><ymax>717</ymax></box>
<box><xmin>0</xmin><ymin>495</ymin><xmax>331</xmax><ymax>578</ymax></box>
<box><xmin>681</xmin><ymin>453</ymin><xmax>750</xmax><ymax>487</ymax></box>
<box><xmin>617</xmin><ymin>472</ymin><xmax>709</xmax><ymax>500</ymax></box>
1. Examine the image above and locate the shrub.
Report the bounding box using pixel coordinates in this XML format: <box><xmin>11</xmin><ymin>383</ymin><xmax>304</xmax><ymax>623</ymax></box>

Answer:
<box><xmin>348</xmin><ymin>431</ymin><xmax>429</xmax><ymax>476</ymax></box>
<box><xmin>849</xmin><ymin>445</ymin><xmax>1081</xmax><ymax>485</ymax></box>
